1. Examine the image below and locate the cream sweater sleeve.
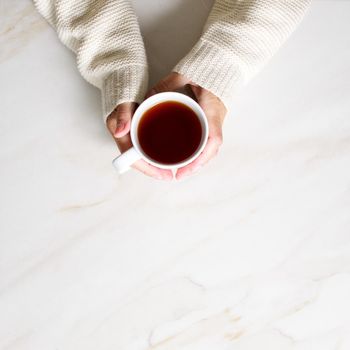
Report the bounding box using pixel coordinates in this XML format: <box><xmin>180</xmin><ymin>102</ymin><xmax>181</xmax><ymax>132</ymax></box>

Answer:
<box><xmin>33</xmin><ymin>0</ymin><xmax>148</xmax><ymax>123</ymax></box>
<box><xmin>174</xmin><ymin>0</ymin><xmax>312</xmax><ymax>110</ymax></box>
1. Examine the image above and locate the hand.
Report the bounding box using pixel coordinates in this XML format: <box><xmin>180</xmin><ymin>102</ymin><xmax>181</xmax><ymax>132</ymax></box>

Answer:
<box><xmin>147</xmin><ymin>72</ymin><xmax>227</xmax><ymax>180</ymax></box>
<box><xmin>106</xmin><ymin>102</ymin><xmax>173</xmax><ymax>181</ymax></box>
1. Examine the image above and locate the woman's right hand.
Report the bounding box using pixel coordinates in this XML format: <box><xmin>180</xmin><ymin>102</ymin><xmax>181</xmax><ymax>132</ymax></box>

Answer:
<box><xmin>106</xmin><ymin>102</ymin><xmax>173</xmax><ymax>181</ymax></box>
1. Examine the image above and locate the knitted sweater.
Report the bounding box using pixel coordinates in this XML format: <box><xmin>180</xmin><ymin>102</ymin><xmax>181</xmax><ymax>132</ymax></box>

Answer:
<box><xmin>33</xmin><ymin>0</ymin><xmax>311</xmax><ymax>123</ymax></box>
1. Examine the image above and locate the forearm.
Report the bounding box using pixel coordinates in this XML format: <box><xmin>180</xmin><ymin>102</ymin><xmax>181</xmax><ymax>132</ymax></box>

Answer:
<box><xmin>174</xmin><ymin>0</ymin><xmax>312</xmax><ymax>109</ymax></box>
<box><xmin>33</xmin><ymin>0</ymin><xmax>148</xmax><ymax>122</ymax></box>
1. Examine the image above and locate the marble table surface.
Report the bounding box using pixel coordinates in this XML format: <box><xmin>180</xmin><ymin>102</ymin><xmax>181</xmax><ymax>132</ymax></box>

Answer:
<box><xmin>1</xmin><ymin>1</ymin><xmax>350</xmax><ymax>349</ymax></box>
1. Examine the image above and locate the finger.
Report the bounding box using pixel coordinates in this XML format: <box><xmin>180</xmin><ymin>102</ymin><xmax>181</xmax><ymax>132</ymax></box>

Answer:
<box><xmin>132</xmin><ymin>159</ymin><xmax>173</xmax><ymax>181</ymax></box>
<box><xmin>107</xmin><ymin>104</ymin><xmax>172</xmax><ymax>181</ymax></box>
<box><xmin>114</xmin><ymin>103</ymin><xmax>135</xmax><ymax>138</ymax></box>
<box><xmin>176</xmin><ymin>107</ymin><xmax>223</xmax><ymax>180</ymax></box>
<box><xmin>114</xmin><ymin>131</ymin><xmax>133</xmax><ymax>153</ymax></box>
<box><xmin>114</xmin><ymin>132</ymin><xmax>173</xmax><ymax>181</ymax></box>
<box><xmin>106</xmin><ymin>102</ymin><xmax>136</xmax><ymax>139</ymax></box>
<box><xmin>175</xmin><ymin>137</ymin><xmax>220</xmax><ymax>180</ymax></box>
<box><xmin>190</xmin><ymin>85</ymin><xmax>227</xmax><ymax>123</ymax></box>
<box><xmin>175</xmin><ymin>85</ymin><xmax>226</xmax><ymax>180</ymax></box>
<box><xmin>146</xmin><ymin>72</ymin><xmax>190</xmax><ymax>98</ymax></box>
<box><xmin>190</xmin><ymin>84</ymin><xmax>202</xmax><ymax>101</ymax></box>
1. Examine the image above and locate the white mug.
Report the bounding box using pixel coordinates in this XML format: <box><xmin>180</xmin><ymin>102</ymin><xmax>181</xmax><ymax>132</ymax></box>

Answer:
<box><xmin>112</xmin><ymin>92</ymin><xmax>209</xmax><ymax>174</ymax></box>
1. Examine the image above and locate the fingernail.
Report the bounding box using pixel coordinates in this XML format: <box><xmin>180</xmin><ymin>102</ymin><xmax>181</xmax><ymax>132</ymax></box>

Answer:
<box><xmin>114</xmin><ymin>123</ymin><xmax>125</xmax><ymax>136</ymax></box>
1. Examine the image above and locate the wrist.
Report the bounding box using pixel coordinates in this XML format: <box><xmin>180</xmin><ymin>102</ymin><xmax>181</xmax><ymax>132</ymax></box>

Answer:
<box><xmin>102</xmin><ymin>65</ymin><xmax>148</xmax><ymax>124</ymax></box>
<box><xmin>173</xmin><ymin>40</ymin><xmax>240</xmax><ymax>111</ymax></box>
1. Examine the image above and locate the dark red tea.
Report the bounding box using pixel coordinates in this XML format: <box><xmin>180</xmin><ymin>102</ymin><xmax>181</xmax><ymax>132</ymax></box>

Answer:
<box><xmin>138</xmin><ymin>101</ymin><xmax>202</xmax><ymax>165</ymax></box>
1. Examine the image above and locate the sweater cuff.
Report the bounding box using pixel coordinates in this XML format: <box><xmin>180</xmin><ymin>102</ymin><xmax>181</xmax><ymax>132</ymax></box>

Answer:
<box><xmin>102</xmin><ymin>65</ymin><xmax>148</xmax><ymax>124</ymax></box>
<box><xmin>173</xmin><ymin>40</ymin><xmax>243</xmax><ymax>111</ymax></box>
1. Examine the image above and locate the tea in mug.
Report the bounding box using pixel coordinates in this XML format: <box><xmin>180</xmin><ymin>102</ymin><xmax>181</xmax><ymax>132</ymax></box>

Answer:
<box><xmin>138</xmin><ymin>101</ymin><xmax>202</xmax><ymax>165</ymax></box>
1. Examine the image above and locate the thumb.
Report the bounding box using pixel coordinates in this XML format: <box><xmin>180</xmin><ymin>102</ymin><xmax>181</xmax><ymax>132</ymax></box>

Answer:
<box><xmin>190</xmin><ymin>84</ymin><xmax>201</xmax><ymax>100</ymax></box>
<box><xmin>147</xmin><ymin>72</ymin><xmax>190</xmax><ymax>98</ymax></box>
<box><xmin>106</xmin><ymin>102</ymin><xmax>136</xmax><ymax>139</ymax></box>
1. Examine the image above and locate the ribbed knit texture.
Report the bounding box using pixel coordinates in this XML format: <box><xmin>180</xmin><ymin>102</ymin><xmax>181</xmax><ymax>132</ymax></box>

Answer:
<box><xmin>33</xmin><ymin>0</ymin><xmax>148</xmax><ymax>123</ymax></box>
<box><xmin>174</xmin><ymin>0</ymin><xmax>312</xmax><ymax>110</ymax></box>
<box><xmin>33</xmin><ymin>0</ymin><xmax>311</xmax><ymax>120</ymax></box>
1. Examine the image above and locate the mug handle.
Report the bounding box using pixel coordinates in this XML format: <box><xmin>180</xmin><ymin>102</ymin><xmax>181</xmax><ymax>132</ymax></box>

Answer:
<box><xmin>112</xmin><ymin>147</ymin><xmax>141</xmax><ymax>174</ymax></box>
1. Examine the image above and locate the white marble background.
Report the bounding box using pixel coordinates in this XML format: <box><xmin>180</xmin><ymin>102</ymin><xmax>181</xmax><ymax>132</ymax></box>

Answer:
<box><xmin>1</xmin><ymin>1</ymin><xmax>350</xmax><ymax>349</ymax></box>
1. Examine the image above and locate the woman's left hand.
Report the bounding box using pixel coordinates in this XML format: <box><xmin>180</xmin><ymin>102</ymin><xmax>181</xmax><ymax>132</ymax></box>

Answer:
<box><xmin>146</xmin><ymin>72</ymin><xmax>227</xmax><ymax>180</ymax></box>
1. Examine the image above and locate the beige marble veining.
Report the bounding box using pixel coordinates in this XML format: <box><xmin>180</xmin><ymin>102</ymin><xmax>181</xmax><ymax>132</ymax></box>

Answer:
<box><xmin>0</xmin><ymin>1</ymin><xmax>350</xmax><ymax>349</ymax></box>
<box><xmin>0</xmin><ymin>2</ymin><xmax>48</xmax><ymax>63</ymax></box>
